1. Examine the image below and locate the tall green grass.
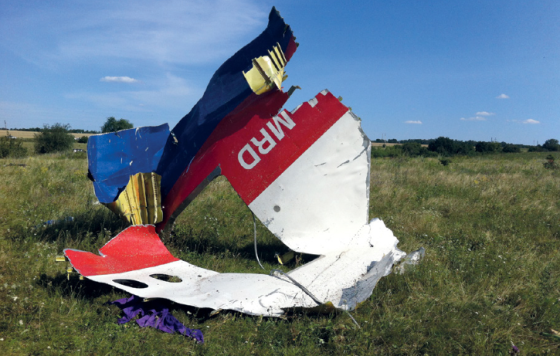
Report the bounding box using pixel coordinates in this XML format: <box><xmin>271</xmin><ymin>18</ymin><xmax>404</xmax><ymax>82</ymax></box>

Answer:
<box><xmin>0</xmin><ymin>151</ymin><xmax>559</xmax><ymax>354</ymax></box>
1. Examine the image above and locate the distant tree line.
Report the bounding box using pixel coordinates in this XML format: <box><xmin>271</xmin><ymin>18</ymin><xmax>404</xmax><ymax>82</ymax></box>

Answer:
<box><xmin>528</xmin><ymin>139</ymin><xmax>559</xmax><ymax>152</ymax></box>
<box><xmin>372</xmin><ymin>136</ymin><xmax>559</xmax><ymax>158</ymax></box>
<box><xmin>10</xmin><ymin>127</ymin><xmax>100</xmax><ymax>134</ymax></box>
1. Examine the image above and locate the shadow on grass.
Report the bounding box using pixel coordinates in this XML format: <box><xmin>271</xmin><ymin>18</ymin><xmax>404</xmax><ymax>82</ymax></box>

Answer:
<box><xmin>37</xmin><ymin>272</ymin><xmax>117</xmax><ymax>300</ymax></box>
<box><xmin>7</xmin><ymin>206</ymin><xmax>130</xmax><ymax>250</ymax></box>
<box><xmin>166</xmin><ymin>228</ymin><xmax>319</xmax><ymax>267</ymax></box>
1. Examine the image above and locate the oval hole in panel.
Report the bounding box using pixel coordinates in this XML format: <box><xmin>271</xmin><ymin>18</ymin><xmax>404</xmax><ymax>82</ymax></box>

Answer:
<box><xmin>113</xmin><ymin>279</ymin><xmax>149</xmax><ymax>289</ymax></box>
<box><xmin>149</xmin><ymin>274</ymin><xmax>183</xmax><ymax>283</ymax></box>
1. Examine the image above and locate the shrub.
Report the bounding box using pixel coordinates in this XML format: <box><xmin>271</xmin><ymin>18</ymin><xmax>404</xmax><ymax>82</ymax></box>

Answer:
<box><xmin>528</xmin><ymin>145</ymin><xmax>546</xmax><ymax>152</ymax></box>
<box><xmin>371</xmin><ymin>145</ymin><xmax>403</xmax><ymax>158</ymax></box>
<box><xmin>401</xmin><ymin>142</ymin><xmax>437</xmax><ymax>157</ymax></box>
<box><xmin>0</xmin><ymin>133</ymin><xmax>27</xmax><ymax>158</ymax></box>
<box><xmin>34</xmin><ymin>123</ymin><xmax>75</xmax><ymax>154</ymax></box>
<box><xmin>475</xmin><ymin>141</ymin><xmax>502</xmax><ymax>153</ymax></box>
<box><xmin>502</xmin><ymin>144</ymin><xmax>521</xmax><ymax>153</ymax></box>
<box><xmin>76</xmin><ymin>136</ymin><xmax>89</xmax><ymax>144</ymax></box>
<box><xmin>543</xmin><ymin>154</ymin><xmax>557</xmax><ymax>169</ymax></box>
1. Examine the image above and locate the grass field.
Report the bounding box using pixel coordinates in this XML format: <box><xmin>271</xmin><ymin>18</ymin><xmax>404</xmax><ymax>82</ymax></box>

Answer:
<box><xmin>0</xmin><ymin>149</ymin><xmax>559</xmax><ymax>355</ymax></box>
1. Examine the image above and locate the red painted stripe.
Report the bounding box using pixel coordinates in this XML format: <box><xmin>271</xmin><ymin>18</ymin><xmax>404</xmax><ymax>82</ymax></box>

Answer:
<box><xmin>158</xmin><ymin>91</ymin><xmax>348</xmax><ymax>230</ymax></box>
<box><xmin>222</xmin><ymin>91</ymin><xmax>348</xmax><ymax>203</ymax></box>
<box><xmin>64</xmin><ymin>225</ymin><xmax>178</xmax><ymax>276</ymax></box>
<box><xmin>158</xmin><ymin>90</ymin><xmax>290</xmax><ymax>229</ymax></box>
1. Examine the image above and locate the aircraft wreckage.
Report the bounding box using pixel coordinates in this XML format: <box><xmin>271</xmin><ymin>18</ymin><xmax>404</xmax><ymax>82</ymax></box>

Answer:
<box><xmin>64</xmin><ymin>7</ymin><xmax>406</xmax><ymax>317</ymax></box>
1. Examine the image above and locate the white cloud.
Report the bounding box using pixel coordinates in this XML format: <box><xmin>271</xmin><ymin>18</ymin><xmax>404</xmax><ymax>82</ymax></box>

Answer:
<box><xmin>460</xmin><ymin>116</ymin><xmax>486</xmax><ymax>121</ymax></box>
<box><xmin>476</xmin><ymin>111</ymin><xmax>495</xmax><ymax>116</ymax></box>
<box><xmin>0</xmin><ymin>0</ymin><xmax>267</xmax><ymax>66</ymax></box>
<box><xmin>523</xmin><ymin>119</ymin><xmax>540</xmax><ymax>124</ymax></box>
<box><xmin>100</xmin><ymin>76</ymin><xmax>138</xmax><ymax>83</ymax></box>
<box><xmin>496</xmin><ymin>94</ymin><xmax>509</xmax><ymax>99</ymax></box>
<box><xmin>405</xmin><ymin>120</ymin><xmax>422</xmax><ymax>124</ymax></box>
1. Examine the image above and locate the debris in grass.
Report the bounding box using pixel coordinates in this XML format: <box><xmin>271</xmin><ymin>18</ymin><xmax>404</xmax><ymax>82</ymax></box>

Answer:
<box><xmin>3</xmin><ymin>163</ymin><xmax>27</xmax><ymax>167</ymax></box>
<box><xmin>540</xmin><ymin>329</ymin><xmax>560</xmax><ymax>340</ymax></box>
<box><xmin>395</xmin><ymin>247</ymin><xmax>426</xmax><ymax>274</ymax></box>
<box><xmin>110</xmin><ymin>295</ymin><xmax>203</xmax><ymax>343</ymax></box>
<box><xmin>39</xmin><ymin>216</ymin><xmax>74</xmax><ymax>227</ymax></box>
<box><xmin>510</xmin><ymin>341</ymin><xmax>520</xmax><ymax>355</ymax></box>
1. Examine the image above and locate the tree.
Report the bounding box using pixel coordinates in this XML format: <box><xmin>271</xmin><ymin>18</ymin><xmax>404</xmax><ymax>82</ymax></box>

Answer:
<box><xmin>77</xmin><ymin>136</ymin><xmax>89</xmax><ymax>144</ymax></box>
<box><xmin>101</xmin><ymin>117</ymin><xmax>133</xmax><ymax>133</ymax></box>
<box><xmin>34</xmin><ymin>123</ymin><xmax>75</xmax><ymax>154</ymax></box>
<box><xmin>543</xmin><ymin>139</ymin><xmax>559</xmax><ymax>152</ymax></box>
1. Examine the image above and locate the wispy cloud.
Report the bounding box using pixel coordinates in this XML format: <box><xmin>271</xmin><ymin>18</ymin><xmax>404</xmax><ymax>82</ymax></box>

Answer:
<box><xmin>496</xmin><ymin>94</ymin><xmax>509</xmax><ymax>99</ymax></box>
<box><xmin>476</xmin><ymin>111</ymin><xmax>495</xmax><ymax>116</ymax></box>
<box><xmin>0</xmin><ymin>0</ymin><xmax>267</xmax><ymax>66</ymax></box>
<box><xmin>523</xmin><ymin>119</ymin><xmax>540</xmax><ymax>124</ymax></box>
<box><xmin>100</xmin><ymin>76</ymin><xmax>138</xmax><ymax>83</ymax></box>
<box><xmin>405</xmin><ymin>120</ymin><xmax>422</xmax><ymax>124</ymax></box>
<box><xmin>67</xmin><ymin>73</ymin><xmax>197</xmax><ymax>112</ymax></box>
<box><xmin>460</xmin><ymin>116</ymin><xmax>486</xmax><ymax>121</ymax></box>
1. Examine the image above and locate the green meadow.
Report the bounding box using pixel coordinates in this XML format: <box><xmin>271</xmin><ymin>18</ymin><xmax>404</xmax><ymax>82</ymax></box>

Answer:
<box><xmin>1</xmin><ymin>148</ymin><xmax>559</xmax><ymax>355</ymax></box>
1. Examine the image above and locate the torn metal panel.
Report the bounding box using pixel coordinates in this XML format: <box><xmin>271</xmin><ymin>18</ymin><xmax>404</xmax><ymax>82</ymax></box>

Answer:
<box><xmin>86</xmin><ymin>8</ymin><xmax>298</xmax><ymax>229</ymax></box>
<box><xmin>65</xmin><ymin>219</ymin><xmax>404</xmax><ymax>316</ymax></box>
<box><xmin>154</xmin><ymin>8</ymin><xmax>297</xmax><ymax>229</ymax></box>
<box><xmin>87</xmin><ymin>124</ymin><xmax>170</xmax><ymax>204</ymax></box>
<box><xmin>247</xmin><ymin>92</ymin><xmax>371</xmax><ymax>254</ymax></box>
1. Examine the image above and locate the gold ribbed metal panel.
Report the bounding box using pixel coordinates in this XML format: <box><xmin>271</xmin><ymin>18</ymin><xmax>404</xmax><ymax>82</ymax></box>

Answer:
<box><xmin>106</xmin><ymin>172</ymin><xmax>163</xmax><ymax>225</ymax></box>
<box><xmin>242</xmin><ymin>43</ymin><xmax>287</xmax><ymax>95</ymax></box>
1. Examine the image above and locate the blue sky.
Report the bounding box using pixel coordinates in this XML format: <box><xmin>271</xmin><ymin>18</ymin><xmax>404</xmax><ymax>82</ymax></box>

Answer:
<box><xmin>0</xmin><ymin>0</ymin><xmax>558</xmax><ymax>145</ymax></box>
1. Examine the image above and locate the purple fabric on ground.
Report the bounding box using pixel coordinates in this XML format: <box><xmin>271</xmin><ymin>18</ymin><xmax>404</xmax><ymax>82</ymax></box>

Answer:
<box><xmin>111</xmin><ymin>295</ymin><xmax>204</xmax><ymax>343</ymax></box>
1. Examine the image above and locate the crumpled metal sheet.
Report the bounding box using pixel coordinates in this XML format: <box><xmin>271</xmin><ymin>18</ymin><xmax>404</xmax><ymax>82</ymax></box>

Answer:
<box><xmin>66</xmin><ymin>220</ymin><xmax>403</xmax><ymax>317</ymax></box>
<box><xmin>66</xmin><ymin>7</ymin><xmax>407</xmax><ymax>317</ymax></box>
<box><xmin>86</xmin><ymin>8</ymin><xmax>297</xmax><ymax>229</ymax></box>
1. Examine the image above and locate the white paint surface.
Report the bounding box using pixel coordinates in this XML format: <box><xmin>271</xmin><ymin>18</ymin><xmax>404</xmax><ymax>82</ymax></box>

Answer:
<box><xmin>248</xmin><ymin>110</ymin><xmax>371</xmax><ymax>254</ymax></box>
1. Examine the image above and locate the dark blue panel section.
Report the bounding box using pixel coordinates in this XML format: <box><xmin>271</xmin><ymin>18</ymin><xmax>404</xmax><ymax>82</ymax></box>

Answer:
<box><xmin>156</xmin><ymin>8</ymin><xmax>294</xmax><ymax>196</ymax></box>
<box><xmin>88</xmin><ymin>124</ymin><xmax>170</xmax><ymax>203</ymax></box>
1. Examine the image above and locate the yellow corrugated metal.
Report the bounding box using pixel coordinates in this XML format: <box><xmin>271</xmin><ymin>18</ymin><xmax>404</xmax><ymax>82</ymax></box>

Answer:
<box><xmin>242</xmin><ymin>43</ymin><xmax>287</xmax><ymax>95</ymax></box>
<box><xmin>106</xmin><ymin>172</ymin><xmax>163</xmax><ymax>225</ymax></box>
